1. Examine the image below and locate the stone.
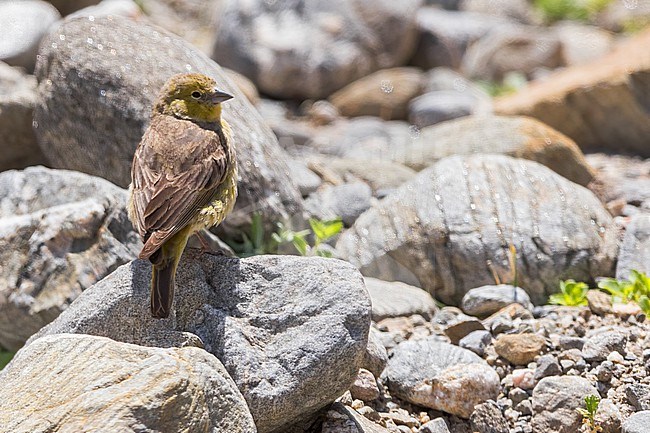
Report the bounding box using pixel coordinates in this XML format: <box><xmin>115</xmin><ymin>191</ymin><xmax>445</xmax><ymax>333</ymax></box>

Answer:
<box><xmin>595</xmin><ymin>398</ymin><xmax>622</xmax><ymax>433</ymax></box>
<box><xmin>400</xmin><ymin>115</ymin><xmax>595</xmax><ymax>186</ymax></box>
<box><xmin>0</xmin><ymin>167</ymin><xmax>140</xmax><ymax>351</ymax></box>
<box><xmin>412</xmin><ymin>8</ymin><xmax>510</xmax><ymax>70</ymax></box>
<box><xmin>0</xmin><ymin>1</ymin><xmax>61</xmax><ymax>71</ymax></box>
<box><xmin>408</xmin><ymin>90</ymin><xmax>491</xmax><ymax>128</ymax></box>
<box><xmin>587</xmin><ymin>289</ymin><xmax>614</xmax><ymax>316</ymax></box>
<box><xmin>553</xmin><ymin>22</ymin><xmax>613</xmax><ymax>67</ymax></box>
<box><xmin>461</xmin><ymin>285</ymin><xmax>533</xmax><ymax>317</ymax></box>
<box><xmin>382</xmin><ymin>338</ymin><xmax>500</xmax><ymax>418</ymax></box>
<box><xmin>223</xmin><ymin>67</ymin><xmax>260</xmax><ymax>106</ymax></box>
<box><xmin>470</xmin><ymin>401</ymin><xmax>509</xmax><ymax>433</ymax></box>
<box><xmin>534</xmin><ymin>354</ymin><xmax>561</xmax><ymax>380</ymax></box>
<box><xmin>325</xmin><ymin>402</ymin><xmax>392</xmax><ymax>433</ymax></box>
<box><xmin>495</xmin><ymin>29</ymin><xmax>650</xmax><ymax>157</ymax></box>
<box><xmin>68</xmin><ymin>0</ymin><xmax>142</xmax><ymax>20</ymax></box>
<box><xmin>0</xmin><ymin>62</ymin><xmax>47</xmax><ymax>171</ymax></box>
<box><xmin>286</xmin><ymin>159</ymin><xmax>322</xmax><ymax>197</ymax></box>
<box><xmin>212</xmin><ymin>0</ymin><xmax>422</xmax><ymax>99</ymax></box>
<box><xmin>363</xmin><ymin>328</ymin><xmax>389</xmax><ymax>377</ymax></box>
<box><xmin>460</xmin><ymin>0</ymin><xmax>535</xmax><ymax>24</ymax></box>
<box><xmin>0</xmin><ymin>334</ymin><xmax>256</xmax><ymax>432</ymax></box>
<box><xmin>582</xmin><ymin>331</ymin><xmax>627</xmax><ymax>362</ymax></box>
<box><xmin>494</xmin><ymin>334</ymin><xmax>545</xmax><ymax>365</ymax></box>
<box><xmin>337</xmin><ymin>155</ymin><xmax>617</xmax><ymax>306</ymax></box>
<box><xmin>364</xmin><ymin>277</ymin><xmax>438</xmax><ymax>321</ymax></box>
<box><xmin>531</xmin><ymin>376</ymin><xmax>599</xmax><ymax>433</ymax></box>
<box><xmin>622</xmin><ymin>411</ymin><xmax>650</xmax><ymax>433</ymax></box>
<box><xmin>48</xmin><ymin>0</ymin><xmax>101</xmax><ymax>16</ymax></box>
<box><xmin>444</xmin><ymin>317</ymin><xmax>485</xmax><ymax>345</ymax></box>
<box><xmin>625</xmin><ymin>384</ymin><xmax>650</xmax><ymax>411</ymax></box>
<box><xmin>304</xmin><ymin>182</ymin><xmax>372</xmax><ymax>227</ymax></box>
<box><xmin>459</xmin><ymin>330</ymin><xmax>492</xmax><ymax>357</ymax></box>
<box><xmin>34</xmin><ymin>16</ymin><xmax>304</xmax><ymax>236</ymax></box>
<box><xmin>512</xmin><ymin>368</ymin><xmax>536</xmax><ymax>390</ymax></box>
<box><xmin>587</xmin><ymin>153</ymin><xmax>650</xmax><ymax>209</ymax></box>
<box><xmin>461</xmin><ymin>26</ymin><xmax>563</xmax><ymax>81</ymax></box>
<box><xmin>350</xmin><ymin>369</ymin><xmax>380</xmax><ymax>402</ymax></box>
<box><xmin>557</xmin><ymin>336</ymin><xmax>585</xmax><ymax>351</ymax></box>
<box><xmin>616</xmin><ymin>213</ymin><xmax>650</xmax><ymax>279</ymax></box>
<box><xmin>29</xmin><ymin>253</ymin><xmax>371</xmax><ymax>433</ymax></box>
<box><xmin>330</xmin><ymin>68</ymin><xmax>425</xmax><ymax>120</ymax></box>
<box><xmin>419</xmin><ymin>418</ymin><xmax>451</xmax><ymax>433</ymax></box>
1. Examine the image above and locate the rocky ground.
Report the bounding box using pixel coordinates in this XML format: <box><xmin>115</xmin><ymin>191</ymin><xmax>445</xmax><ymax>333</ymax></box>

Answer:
<box><xmin>1</xmin><ymin>0</ymin><xmax>650</xmax><ymax>433</ymax></box>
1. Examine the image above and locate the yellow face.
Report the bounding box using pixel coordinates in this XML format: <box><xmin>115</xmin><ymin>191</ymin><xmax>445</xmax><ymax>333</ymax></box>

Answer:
<box><xmin>154</xmin><ymin>73</ymin><xmax>233</xmax><ymax>123</ymax></box>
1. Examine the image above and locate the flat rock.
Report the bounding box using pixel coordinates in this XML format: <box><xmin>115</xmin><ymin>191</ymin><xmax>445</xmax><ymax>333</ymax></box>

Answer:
<box><xmin>34</xmin><ymin>16</ymin><xmax>304</xmax><ymax>235</ymax></box>
<box><xmin>0</xmin><ymin>167</ymin><xmax>140</xmax><ymax>351</ymax></box>
<box><xmin>364</xmin><ymin>277</ymin><xmax>438</xmax><ymax>321</ymax></box>
<box><xmin>494</xmin><ymin>334</ymin><xmax>546</xmax><ymax>365</ymax></box>
<box><xmin>616</xmin><ymin>213</ymin><xmax>650</xmax><ymax>279</ymax></box>
<box><xmin>212</xmin><ymin>0</ymin><xmax>422</xmax><ymax>99</ymax></box>
<box><xmin>337</xmin><ymin>154</ymin><xmax>618</xmax><ymax>305</ymax></box>
<box><xmin>29</xmin><ymin>253</ymin><xmax>371</xmax><ymax>433</ymax></box>
<box><xmin>382</xmin><ymin>338</ymin><xmax>500</xmax><ymax>418</ymax></box>
<box><xmin>532</xmin><ymin>376</ymin><xmax>599</xmax><ymax>433</ymax></box>
<box><xmin>408</xmin><ymin>90</ymin><xmax>491</xmax><ymax>128</ymax></box>
<box><xmin>0</xmin><ymin>333</ymin><xmax>256</xmax><ymax>432</ymax></box>
<box><xmin>461</xmin><ymin>285</ymin><xmax>533</xmax><ymax>317</ymax></box>
<box><xmin>495</xmin><ymin>29</ymin><xmax>650</xmax><ymax>157</ymax></box>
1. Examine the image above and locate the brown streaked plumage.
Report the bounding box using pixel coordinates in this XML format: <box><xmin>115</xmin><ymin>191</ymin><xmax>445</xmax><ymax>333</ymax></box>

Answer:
<box><xmin>128</xmin><ymin>73</ymin><xmax>237</xmax><ymax>318</ymax></box>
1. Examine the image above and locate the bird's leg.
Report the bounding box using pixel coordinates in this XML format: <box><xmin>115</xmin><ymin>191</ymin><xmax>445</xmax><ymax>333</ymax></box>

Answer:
<box><xmin>194</xmin><ymin>230</ymin><xmax>226</xmax><ymax>256</ymax></box>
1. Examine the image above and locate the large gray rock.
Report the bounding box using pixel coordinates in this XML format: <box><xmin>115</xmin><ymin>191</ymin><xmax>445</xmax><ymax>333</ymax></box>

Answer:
<box><xmin>0</xmin><ymin>167</ymin><xmax>140</xmax><ymax>351</ymax></box>
<box><xmin>29</xmin><ymin>252</ymin><xmax>371</xmax><ymax>433</ymax></box>
<box><xmin>364</xmin><ymin>277</ymin><xmax>438</xmax><ymax>321</ymax></box>
<box><xmin>0</xmin><ymin>1</ymin><xmax>61</xmax><ymax>71</ymax></box>
<box><xmin>623</xmin><ymin>411</ymin><xmax>650</xmax><ymax>433</ymax></box>
<box><xmin>0</xmin><ymin>333</ymin><xmax>256</xmax><ymax>432</ymax></box>
<box><xmin>532</xmin><ymin>376</ymin><xmax>599</xmax><ymax>433</ymax></box>
<box><xmin>211</xmin><ymin>0</ymin><xmax>422</xmax><ymax>99</ymax></box>
<box><xmin>0</xmin><ymin>62</ymin><xmax>47</xmax><ymax>171</ymax></box>
<box><xmin>34</xmin><ymin>16</ymin><xmax>304</xmax><ymax>236</ymax></box>
<box><xmin>382</xmin><ymin>338</ymin><xmax>500</xmax><ymax>418</ymax></box>
<box><xmin>616</xmin><ymin>213</ymin><xmax>650</xmax><ymax>279</ymax></box>
<box><xmin>337</xmin><ymin>154</ymin><xmax>618</xmax><ymax>305</ymax></box>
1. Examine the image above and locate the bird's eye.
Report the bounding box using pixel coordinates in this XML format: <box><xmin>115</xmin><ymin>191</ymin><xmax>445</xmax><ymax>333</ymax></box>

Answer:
<box><xmin>191</xmin><ymin>91</ymin><xmax>202</xmax><ymax>99</ymax></box>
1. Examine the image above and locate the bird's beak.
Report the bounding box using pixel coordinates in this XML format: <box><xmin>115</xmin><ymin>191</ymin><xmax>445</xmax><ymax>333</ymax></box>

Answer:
<box><xmin>211</xmin><ymin>88</ymin><xmax>233</xmax><ymax>103</ymax></box>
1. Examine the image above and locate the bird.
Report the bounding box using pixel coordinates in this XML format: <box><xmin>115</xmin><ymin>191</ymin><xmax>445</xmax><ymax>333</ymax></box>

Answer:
<box><xmin>128</xmin><ymin>73</ymin><xmax>237</xmax><ymax>318</ymax></box>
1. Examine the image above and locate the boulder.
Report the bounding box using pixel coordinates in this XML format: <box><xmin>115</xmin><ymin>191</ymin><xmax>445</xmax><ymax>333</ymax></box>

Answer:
<box><xmin>212</xmin><ymin>0</ymin><xmax>422</xmax><ymax>99</ymax></box>
<box><xmin>364</xmin><ymin>277</ymin><xmax>438</xmax><ymax>321</ymax></box>
<box><xmin>586</xmin><ymin>153</ymin><xmax>650</xmax><ymax>209</ymax></box>
<box><xmin>304</xmin><ymin>182</ymin><xmax>373</xmax><ymax>227</ymax></box>
<box><xmin>34</xmin><ymin>16</ymin><xmax>304</xmax><ymax>236</ymax></box>
<box><xmin>0</xmin><ymin>333</ymin><xmax>256</xmax><ymax>432</ymax></box>
<box><xmin>408</xmin><ymin>90</ymin><xmax>492</xmax><ymax>128</ymax></box>
<box><xmin>622</xmin><ymin>411</ymin><xmax>650</xmax><ymax>433</ymax></box>
<box><xmin>495</xmin><ymin>29</ymin><xmax>650</xmax><ymax>157</ymax></box>
<box><xmin>337</xmin><ymin>154</ymin><xmax>618</xmax><ymax>305</ymax></box>
<box><xmin>29</xmin><ymin>252</ymin><xmax>371</xmax><ymax>433</ymax></box>
<box><xmin>0</xmin><ymin>166</ymin><xmax>140</xmax><ymax>351</ymax></box>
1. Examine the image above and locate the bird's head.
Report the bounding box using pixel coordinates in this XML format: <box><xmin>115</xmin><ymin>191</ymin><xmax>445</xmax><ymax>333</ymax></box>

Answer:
<box><xmin>153</xmin><ymin>73</ymin><xmax>233</xmax><ymax>123</ymax></box>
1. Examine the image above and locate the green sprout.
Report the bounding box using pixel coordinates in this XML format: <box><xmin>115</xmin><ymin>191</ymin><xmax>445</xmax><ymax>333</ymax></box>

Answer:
<box><xmin>549</xmin><ymin>279</ymin><xmax>589</xmax><ymax>306</ymax></box>
<box><xmin>577</xmin><ymin>395</ymin><xmax>602</xmax><ymax>433</ymax></box>
<box><xmin>598</xmin><ymin>270</ymin><xmax>650</xmax><ymax>314</ymax></box>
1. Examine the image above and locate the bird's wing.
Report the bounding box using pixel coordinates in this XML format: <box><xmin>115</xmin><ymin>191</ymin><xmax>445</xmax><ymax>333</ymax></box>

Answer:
<box><xmin>130</xmin><ymin>115</ymin><xmax>229</xmax><ymax>260</ymax></box>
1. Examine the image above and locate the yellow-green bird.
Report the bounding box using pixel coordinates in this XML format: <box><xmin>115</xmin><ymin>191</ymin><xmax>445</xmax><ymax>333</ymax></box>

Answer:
<box><xmin>128</xmin><ymin>73</ymin><xmax>237</xmax><ymax>318</ymax></box>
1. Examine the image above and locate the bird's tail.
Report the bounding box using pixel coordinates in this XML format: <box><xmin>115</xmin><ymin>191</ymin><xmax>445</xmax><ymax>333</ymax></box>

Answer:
<box><xmin>148</xmin><ymin>231</ymin><xmax>189</xmax><ymax>319</ymax></box>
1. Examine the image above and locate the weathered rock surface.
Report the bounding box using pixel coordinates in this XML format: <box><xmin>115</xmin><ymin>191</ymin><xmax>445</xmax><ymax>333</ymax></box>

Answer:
<box><xmin>363</xmin><ymin>328</ymin><xmax>388</xmax><ymax>377</ymax></box>
<box><xmin>34</xmin><ymin>16</ymin><xmax>304</xmax><ymax>235</ymax></box>
<box><xmin>212</xmin><ymin>0</ymin><xmax>422</xmax><ymax>99</ymax></box>
<box><xmin>382</xmin><ymin>338</ymin><xmax>500</xmax><ymax>418</ymax></box>
<box><xmin>531</xmin><ymin>376</ymin><xmax>599</xmax><ymax>433</ymax></box>
<box><xmin>461</xmin><ymin>285</ymin><xmax>532</xmax><ymax>317</ymax></box>
<box><xmin>470</xmin><ymin>401</ymin><xmax>509</xmax><ymax>433</ymax></box>
<box><xmin>622</xmin><ymin>411</ymin><xmax>650</xmax><ymax>433</ymax></box>
<box><xmin>0</xmin><ymin>167</ymin><xmax>140</xmax><ymax>351</ymax></box>
<box><xmin>553</xmin><ymin>22</ymin><xmax>613</xmax><ymax>66</ymax></box>
<box><xmin>408</xmin><ymin>90</ymin><xmax>491</xmax><ymax>128</ymax></box>
<box><xmin>304</xmin><ymin>182</ymin><xmax>372</xmax><ymax>227</ymax></box>
<box><xmin>364</xmin><ymin>277</ymin><xmax>438</xmax><ymax>321</ymax></box>
<box><xmin>587</xmin><ymin>153</ymin><xmax>650</xmax><ymax>210</ymax></box>
<box><xmin>616</xmin><ymin>213</ymin><xmax>650</xmax><ymax>279</ymax></box>
<box><xmin>495</xmin><ymin>28</ymin><xmax>650</xmax><ymax>156</ymax></box>
<box><xmin>0</xmin><ymin>62</ymin><xmax>46</xmax><ymax>171</ymax></box>
<box><xmin>0</xmin><ymin>333</ymin><xmax>256</xmax><ymax>433</ymax></box>
<box><xmin>494</xmin><ymin>333</ymin><xmax>546</xmax><ymax>365</ymax></box>
<box><xmin>337</xmin><ymin>154</ymin><xmax>618</xmax><ymax>305</ymax></box>
<box><xmin>30</xmin><ymin>252</ymin><xmax>371</xmax><ymax>433</ymax></box>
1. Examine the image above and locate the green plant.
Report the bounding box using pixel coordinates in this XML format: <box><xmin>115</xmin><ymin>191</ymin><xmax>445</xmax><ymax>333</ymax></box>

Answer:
<box><xmin>598</xmin><ymin>270</ymin><xmax>650</xmax><ymax>314</ymax></box>
<box><xmin>476</xmin><ymin>72</ymin><xmax>527</xmax><ymax>97</ymax></box>
<box><xmin>549</xmin><ymin>279</ymin><xmax>589</xmax><ymax>306</ymax></box>
<box><xmin>0</xmin><ymin>350</ymin><xmax>14</xmax><ymax>370</ymax></box>
<box><xmin>273</xmin><ymin>218</ymin><xmax>343</xmax><ymax>257</ymax></box>
<box><xmin>577</xmin><ymin>394</ymin><xmax>602</xmax><ymax>432</ymax></box>
<box><xmin>534</xmin><ymin>0</ymin><xmax>612</xmax><ymax>23</ymax></box>
<box><xmin>226</xmin><ymin>212</ymin><xmax>274</xmax><ymax>257</ymax></box>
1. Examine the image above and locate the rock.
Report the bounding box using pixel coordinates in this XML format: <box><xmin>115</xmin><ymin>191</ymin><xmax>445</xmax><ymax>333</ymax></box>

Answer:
<box><xmin>223</xmin><ymin>67</ymin><xmax>260</xmax><ymax>106</ymax></box>
<box><xmin>531</xmin><ymin>376</ymin><xmax>599</xmax><ymax>433</ymax></box>
<box><xmin>330</xmin><ymin>68</ymin><xmax>425</xmax><ymax>120</ymax></box>
<box><xmin>470</xmin><ymin>401</ymin><xmax>509</xmax><ymax>433</ymax></box>
<box><xmin>406</xmin><ymin>115</ymin><xmax>594</xmax><ymax>186</ymax></box>
<box><xmin>412</xmin><ymin>8</ymin><xmax>509</xmax><ymax>69</ymax></box>
<box><xmin>494</xmin><ymin>334</ymin><xmax>546</xmax><ymax>365</ymax></box>
<box><xmin>350</xmin><ymin>369</ymin><xmax>380</xmax><ymax>402</ymax></box>
<box><xmin>0</xmin><ymin>62</ymin><xmax>47</xmax><ymax>171</ymax></box>
<box><xmin>587</xmin><ymin>153</ymin><xmax>650</xmax><ymax>209</ymax></box>
<box><xmin>553</xmin><ymin>22</ymin><xmax>613</xmax><ymax>66</ymax></box>
<box><xmin>444</xmin><ymin>317</ymin><xmax>485</xmax><ymax>345</ymax></box>
<box><xmin>337</xmin><ymin>154</ymin><xmax>617</xmax><ymax>305</ymax></box>
<box><xmin>461</xmin><ymin>285</ymin><xmax>533</xmax><ymax>317</ymax></box>
<box><xmin>48</xmin><ymin>0</ymin><xmax>101</xmax><ymax>16</ymax></box>
<box><xmin>325</xmin><ymin>402</ymin><xmax>391</xmax><ymax>433</ymax></box>
<box><xmin>29</xmin><ymin>253</ymin><xmax>371</xmax><ymax>433</ymax></box>
<box><xmin>596</xmin><ymin>0</ymin><xmax>650</xmax><ymax>32</ymax></box>
<box><xmin>304</xmin><ymin>182</ymin><xmax>372</xmax><ymax>227</ymax></box>
<box><xmin>462</xmin><ymin>26</ymin><xmax>563</xmax><ymax>81</ymax></box>
<box><xmin>0</xmin><ymin>334</ymin><xmax>256</xmax><ymax>432</ymax></box>
<box><xmin>68</xmin><ymin>0</ymin><xmax>142</xmax><ymax>20</ymax></box>
<box><xmin>363</xmin><ymin>328</ymin><xmax>389</xmax><ymax>377</ymax></box>
<box><xmin>534</xmin><ymin>354</ymin><xmax>561</xmax><ymax>380</ymax></box>
<box><xmin>460</xmin><ymin>0</ymin><xmax>535</xmax><ymax>24</ymax></box>
<box><xmin>0</xmin><ymin>1</ymin><xmax>61</xmax><ymax>71</ymax></box>
<box><xmin>616</xmin><ymin>213</ymin><xmax>650</xmax><ymax>279</ymax></box>
<box><xmin>0</xmin><ymin>167</ymin><xmax>140</xmax><ymax>351</ymax></box>
<box><xmin>581</xmin><ymin>331</ymin><xmax>627</xmax><ymax>362</ymax></box>
<box><xmin>459</xmin><ymin>330</ymin><xmax>492</xmax><ymax>357</ymax></box>
<box><xmin>419</xmin><ymin>418</ymin><xmax>451</xmax><ymax>433</ymax></box>
<box><xmin>622</xmin><ymin>410</ymin><xmax>650</xmax><ymax>433</ymax></box>
<box><xmin>34</xmin><ymin>16</ymin><xmax>304</xmax><ymax>236</ymax></box>
<box><xmin>557</xmin><ymin>336</ymin><xmax>585</xmax><ymax>351</ymax></box>
<box><xmin>495</xmin><ymin>29</ymin><xmax>650</xmax><ymax>157</ymax></box>
<box><xmin>625</xmin><ymin>384</ymin><xmax>650</xmax><ymax>411</ymax></box>
<box><xmin>586</xmin><ymin>289</ymin><xmax>614</xmax><ymax>316</ymax></box>
<box><xmin>364</xmin><ymin>277</ymin><xmax>438</xmax><ymax>321</ymax></box>
<box><xmin>287</xmin><ymin>159</ymin><xmax>322</xmax><ymax>197</ymax></box>
<box><xmin>595</xmin><ymin>398</ymin><xmax>622</xmax><ymax>433</ymax></box>
<box><xmin>408</xmin><ymin>90</ymin><xmax>491</xmax><ymax>128</ymax></box>
<box><xmin>382</xmin><ymin>338</ymin><xmax>500</xmax><ymax>418</ymax></box>
<box><xmin>212</xmin><ymin>0</ymin><xmax>422</xmax><ymax>99</ymax></box>
<box><xmin>306</xmin><ymin>100</ymin><xmax>340</xmax><ymax>126</ymax></box>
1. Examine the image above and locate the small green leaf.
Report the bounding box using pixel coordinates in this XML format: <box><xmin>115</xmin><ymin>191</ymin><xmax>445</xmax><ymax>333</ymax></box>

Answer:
<box><xmin>638</xmin><ymin>295</ymin><xmax>650</xmax><ymax>315</ymax></box>
<box><xmin>309</xmin><ymin>218</ymin><xmax>343</xmax><ymax>242</ymax></box>
<box><xmin>292</xmin><ymin>236</ymin><xmax>309</xmax><ymax>256</ymax></box>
